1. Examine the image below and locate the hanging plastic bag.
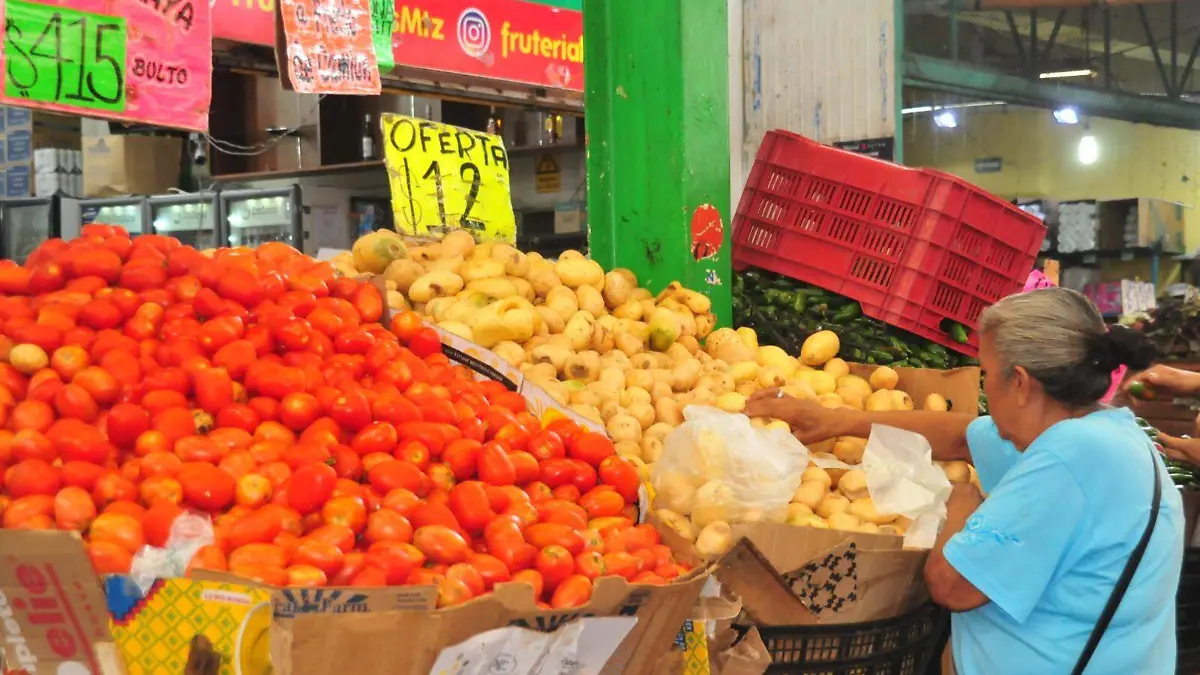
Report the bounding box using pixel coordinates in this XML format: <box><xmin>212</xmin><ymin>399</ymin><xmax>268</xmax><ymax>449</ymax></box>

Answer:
<box><xmin>811</xmin><ymin>424</ymin><xmax>953</xmax><ymax>548</ymax></box>
<box><xmin>129</xmin><ymin>512</ymin><xmax>214</xmax><ymax>593</ymax></box>
<box><xmin>653</xmin><ymin>406</ymin><xmax>809</xmax><ymax>528</ymax></box>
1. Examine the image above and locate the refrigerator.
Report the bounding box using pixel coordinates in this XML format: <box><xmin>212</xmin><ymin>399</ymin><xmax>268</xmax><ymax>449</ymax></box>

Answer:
<box><xmin>78</xmin><ymin>197</ymin><xmax>149</xmax><ymax>235</ymax></box>
<box><xmin>148</xmin><ymin>193</ymin><xmax>220</xmax><ymax>249</ymax></box>
<box><xmin>219</xmin><ymin>185</ymin><xmax>303</xmax><ymax>249</ymax></box>
<box><xmin>0</xmin><ymin>196</ymin><xmax>60</xmax><ymax>263</ymax></box>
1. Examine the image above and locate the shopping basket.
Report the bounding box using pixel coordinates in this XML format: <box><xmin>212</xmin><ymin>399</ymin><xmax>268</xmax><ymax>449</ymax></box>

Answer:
<box><xmin>732</xmin><ymin>130</ymin><xmax>1047</xmax><ymax>357</ymax></box>
<box><xmin>753</xmin><ymin>601</ymin><xmax>949</xmax><ymax>675</ymax></box>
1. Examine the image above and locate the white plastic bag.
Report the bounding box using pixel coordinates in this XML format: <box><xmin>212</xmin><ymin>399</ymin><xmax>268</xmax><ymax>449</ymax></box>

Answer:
<box><xmin>129</xmin><ymin>512</ymin><xmax>214</xmax><ymax>592</ymax></box>
<box><xmin>653</xmin><ymin>406</ymin><xmax>809</xmax><ymax>526</ymax></box>
<box><xmin>812</xmin><ymin>424</ymin><xmax>952</xmax><ymax>548</ymax></box>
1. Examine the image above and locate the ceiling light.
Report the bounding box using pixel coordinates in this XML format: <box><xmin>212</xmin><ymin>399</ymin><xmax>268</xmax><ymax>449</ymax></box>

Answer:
<box><xmin>933</xmin><ymin>111</ymin><xmax>957</xmax><ymax>129</ymax></box>
<box><xmin>1053</xmin><ymin>107</ymin><xmax>1080</xmax><ymax>124</ymax></box>
<box><xmin>1078</xmin><ymin>135</ymin><xmax>1100</xmax><ymax>165</ymax></box>
<box><xmin>1039</xmin><ymin>69</ymin><xmax>1094</xmax><ymax>80</ymax></box>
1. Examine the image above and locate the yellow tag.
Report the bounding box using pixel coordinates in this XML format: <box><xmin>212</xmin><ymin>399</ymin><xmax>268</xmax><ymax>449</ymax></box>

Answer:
<box><xmin>381</xmin><ymin>113</ymin><xmax>516</xmax><ymax>243</ymax></box>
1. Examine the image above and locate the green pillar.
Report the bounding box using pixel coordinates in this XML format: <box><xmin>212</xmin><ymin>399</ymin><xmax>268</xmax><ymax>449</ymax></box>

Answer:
<box><xmin>584</xmin><ymin>0</ymin><xmax>732</xmax><ymax>324</ymax></box>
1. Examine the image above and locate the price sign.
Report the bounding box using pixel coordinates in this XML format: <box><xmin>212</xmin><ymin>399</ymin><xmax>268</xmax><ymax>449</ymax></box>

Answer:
<box><xmin>382</xmin><ymin>113</ymin><xmax>516</xmax><ymax>243</ymax></box>
<box><xmin>0</xmin><ymin>0</ymin><xmax>212</xmax><ymax>131</ymax></box>
<box><xmin>278</xmin><ymin>0</ymin><xmax>380</xmax><ymax>95</ymax></box>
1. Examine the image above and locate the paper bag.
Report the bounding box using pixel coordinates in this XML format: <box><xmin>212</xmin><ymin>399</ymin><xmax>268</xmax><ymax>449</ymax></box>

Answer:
<box><xmin>710</xmin><ymin>626</ymin><xmax>770</xmax><ymax>675</ymax></box>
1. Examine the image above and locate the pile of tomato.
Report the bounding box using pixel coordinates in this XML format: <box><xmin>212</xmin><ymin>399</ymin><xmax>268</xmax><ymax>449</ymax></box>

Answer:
<box><xmin>0</xmin><ymin>225</ymin><xmax>690</xmax><ymax>609</ymax></box>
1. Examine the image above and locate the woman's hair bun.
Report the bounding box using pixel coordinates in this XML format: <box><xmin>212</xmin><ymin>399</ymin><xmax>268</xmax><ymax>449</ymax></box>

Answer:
<box><xmin>1096</xmin><ymin>325</ymin><xmax>1157</xmax><ymax>372</ymax></box>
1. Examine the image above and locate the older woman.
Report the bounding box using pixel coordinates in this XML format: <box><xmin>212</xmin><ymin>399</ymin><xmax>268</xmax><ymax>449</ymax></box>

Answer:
<box><xmin>747</xmin><ymin>288</ymin><xmax>1183</xmax><ymax>675</ymax></box>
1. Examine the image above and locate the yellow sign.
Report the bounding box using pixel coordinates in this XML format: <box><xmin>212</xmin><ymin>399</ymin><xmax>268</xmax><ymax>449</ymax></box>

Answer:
<box><xmin>536</xmin><ymin>154</ymin><xmax>561</xmax><ymax>194</ymax></box>
<box><xmin>382</xmin><ymin>113</ymin><xmax>516</xmax><ymax>243</ymax></box>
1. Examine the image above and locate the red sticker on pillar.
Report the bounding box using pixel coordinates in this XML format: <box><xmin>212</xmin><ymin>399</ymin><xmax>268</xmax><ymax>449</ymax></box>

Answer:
<box><xmin>691</xmin><ymin>204</ymin><xmax>725</xmax><ymax>287</ymax></box>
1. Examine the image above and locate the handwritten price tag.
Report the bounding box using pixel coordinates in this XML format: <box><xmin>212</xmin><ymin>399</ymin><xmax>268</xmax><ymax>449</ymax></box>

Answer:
<box><xmin>4</xmin><ymin>1</ymin><xmax>125</xmax><ymax>112</ymax></box>
<box><xmin>382</xmin><ymin>113</ymin><xmax>516</xmax><ymax>243</ymax></box>
<box><xmin>0</xmin><ymin>0</ymin><xmax>212</xmax><ymax>131</ymax></box>
<box><xmin>279</xmin><ymin>0</ymin><xmax>380</xmax><ymax>95</ymax></box>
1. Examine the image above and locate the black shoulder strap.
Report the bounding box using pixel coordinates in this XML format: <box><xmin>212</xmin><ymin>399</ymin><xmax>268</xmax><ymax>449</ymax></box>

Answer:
<box><xmin>1070</xmin><ymin>441</ymin><xmax>1164</xmax><ymax>675</ymax></box>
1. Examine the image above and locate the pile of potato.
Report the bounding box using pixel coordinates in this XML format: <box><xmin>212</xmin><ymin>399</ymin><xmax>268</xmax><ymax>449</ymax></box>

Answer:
<box><xmin>330</xmin><ymin>230</ymin><xmax>967</xmax><ymax>496</ymax></box>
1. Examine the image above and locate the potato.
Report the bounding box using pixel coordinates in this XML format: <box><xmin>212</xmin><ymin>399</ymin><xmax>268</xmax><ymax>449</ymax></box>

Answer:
<box><xmin>833</xmin><ymin>437</ymin><xmax>867</xmax><ymax>464</ymax></box>
<box><xmin>627</xmin><ymin>402</ymin><xmax>656</xmax><ymax>430</ymax></box>
<box><xmin>694</xmin><ymin>521</ymin><xmax>734</xmax><ymax>559</ymax></box>
<box><xmin>645</xmin><ymin>423</ymin><xmax>674</xmax><ymax>442</ymax></box>
<box><xmin>384</xmin><ymin>258</ymin><xmax>425</xmax><ymax>294</ymax></box>
<box><xmin>838</xmin><ymin>469</ymin><xmax>869</xmax><ymax>501</ymax></box>
<box><xmin>656</xmin><ymin>509</ymin><xmax>697</xmax><ymax>542</ymax></box>
<box><xmin>461</xmin><ymin>258</ymin><xmax>506</xmax><ymax>283</ymax></box>
<box><xmin>716</xmin><ymin>392</ymin><xmax>747</xmax><ymax>413</ymax></box>
<box><xmin>823</xmin><ymin>357</ymin><xmax>850</xmax><ymax>379</ymax></box>
<box><xmin>556</xmin><ymin>258</ymin><xmax>606</xmax><ymax>289</ymax></box>
<box><xmin>619</xmin><ymin>386</ymin><xmax>651</xmax><ymax>409</ymax></box>
<box><xmin>655</xmin><ymin>397</ymin><xmax>683</xmax><ymax>426</ymax></box>
<box><xmin>408</xmin><ymin>270</ymin><xmax>464</xmax><ymax>303</ymax></box>
<box><xmin>536</xmin><ymin>306</ymin><xmax>566</xmax><ymax>334</ymax></box>
<box><xmin>924</xmin><ymin>393</ymin><xmax>949</xmax><ymax>412</ymax></box>
<box><xmin>576</xmin><ymin>285</ymin><xmax>606</xmax><ymax>317</ymax></box>
<box><xmin>890</xmin><ymin>390</ymin><xmax>915</xmax><ymax>411</ymax></box>
<box><xmin>641</xmin><ymin>436</ymin><xmax>664</xmax><ymax>464</ymax></box>
<box><xmin>602</xmin><ymin>270</ymin><xmax>634</xmax><ymax>308</ymax></box>
<box><xmin>848</xmin><ymin>497</ymin><xmax>897</xmax><ymax>525</ymax></box>
<box><xmin>564</xmin><ymin>351</ymin><xmax>602</xmax><ymax>383</ymax></box>
<box><xmin>869</xmin><ymin>366</ymin><xmax>900</xmax><ymax>391</ymax></box>
<box><xmin>816</xmin><ymin>493</ymin><xmax>850</xmax><ymax>519</ymax></box>
<box><xmin>530</xmin><ymin>343</ymin><xmax>572</xmax><ymax>373</ymax></box>
<box><xmin>672</xmin><ymin>360</ymin><xmax>702</xmax><ymax>392</ymax></box>
<box><xmin>545</xmin><ymin>286</ymin><xmax>579</xmax><ymax>321</ymax></box>
<box><xmin>792</xmin><ymin>482</ymin><xmax>828</xmax><ymax>510</ymax></box>
<box><xmin>563</xmin><ymin>311</ymin><xmax>597</xmax><ymax>351</ymax></box>
<box><xmin>865</xmin><ymin>389</ymin><xmax>894</xmax><ymax>412</ymax></box>
<box><xmin>607</xmin><ymin>413</ymin><xmax>642</xmax><ymax>443</ymax></box>
<box><xmin>386</xmin><ymin>290</ymin><xmax>410</xmax><ymax>312</ymax></box>
<box><xmin>440</xmin><ymin>229</ymin><xmax>476</xmax><ymax>258</ymax></box>
<box><xmin>825</xmin><ymin>512</ymin><xmax>861</xmax><ymax>532</ymax></box>
<box><xmin>787</xmin><ymin>502</ymin><xmax>814</xmax><ymax>520</ymax></box>
<box><xmin>529</xmin><ymin>268</ymin><xmax>563</xmax><ymax>297</ymax></box>
<box><xmin>615</xmin><ymin>440</ymin><xmax>642</xmax><ymax>460</ymax></box>
<box><xmin>522</xmin><ymin>362</ymin><xmax>557</xmax><ymax>382</ymax></box>
<box><xmin>466</xmin><ymin>277</ymin><xmax>519</xmax><ymax>299</ymax></box>
<box><xmin>800</xmin><ymin>330</ymin><xmax>840</xmax><ymax>366</ymax></box>
<box><xmin>801</xmin><ymin>466</ymin><xmax>832</xmax><ymax>488</ymax></box>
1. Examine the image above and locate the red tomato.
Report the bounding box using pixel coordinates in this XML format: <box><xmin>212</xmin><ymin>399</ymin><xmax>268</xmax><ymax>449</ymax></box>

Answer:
<box><xmin>447</xmin><ymin>481</ymin><xmax>497</xmax><ymax>534</ymax></box>
<box><xmin>477</xmin><ymin>442</ymin><xmax>517</xmax><ymax>486</ymax></box>
<box><xmin>550</xmin><ymin>575</ymin><xmax>593</xmax><ymax>609</ymax></box>
<box><xmin>287</xmin><ymin>462</ymin><xmax>337</xmax><ymax>516</ymax></box>
<box><xmin>569</xmin><ymin>432</ymin><xmax>616</xmax><ymax>467</ymax></box>
<box><xmin>412</xmin><ymin>525</ymin><xmax>470</xmax><ymax>565</ymax></box>
<box><xmin>536</xmin><ymin>545</ymin><xmax>574</xmax><ymax>591</ymax></box>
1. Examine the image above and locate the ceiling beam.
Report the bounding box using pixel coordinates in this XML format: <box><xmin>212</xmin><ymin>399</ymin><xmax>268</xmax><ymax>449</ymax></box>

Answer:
<box><xmin>904</xmin><ymin>54</ymin><xmax>1200</xmax><ymax>128</ymax></box>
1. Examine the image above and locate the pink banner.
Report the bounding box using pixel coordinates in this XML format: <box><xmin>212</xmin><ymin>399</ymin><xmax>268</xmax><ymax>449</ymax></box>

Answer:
<box><xmin>0</xmin><ymin>0</ymin><xmax>212</xmax><ymax>132</ymax></box>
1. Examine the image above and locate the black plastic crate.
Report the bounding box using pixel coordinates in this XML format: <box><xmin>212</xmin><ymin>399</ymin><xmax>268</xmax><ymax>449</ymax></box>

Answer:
<box><xmin>755</xmin><ymin>602</ymin><xmax>949</xmax><ymax>675</ymax></box>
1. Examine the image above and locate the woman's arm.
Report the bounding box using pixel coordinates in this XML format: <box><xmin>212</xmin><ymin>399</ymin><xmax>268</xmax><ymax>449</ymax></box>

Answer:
<box><xmin>1126</xmin><ymin>364</ymin><xmax>1200</xmax><ymax>398</ymax></box>
<box><xmin>925</xmin><ymin>483</ymin><xmax>989</xmax><ymax>612</ymax></box>
<box><xmin>744</xmin><ymin>392</ymin><xmax>974</xmax><ymax>462</ymax></box>
<box><xmin>1157</xmin><ymin>432</ymin><xmax>1200</xmax><ymax>465</ymax></box>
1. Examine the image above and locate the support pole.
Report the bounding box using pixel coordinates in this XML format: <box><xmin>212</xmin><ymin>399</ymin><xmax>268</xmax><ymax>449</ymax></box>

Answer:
<box><xmin>584</xmin><ymin>0</ymin><xmax>732</xmax><ymax>323</ymax></box>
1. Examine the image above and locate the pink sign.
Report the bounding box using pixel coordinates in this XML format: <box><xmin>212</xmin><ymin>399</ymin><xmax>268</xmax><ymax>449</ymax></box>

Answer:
<box><xmin>0</xmin><ymin>0</ymin><xmax>212</xmax><ymax>132</ymax></box>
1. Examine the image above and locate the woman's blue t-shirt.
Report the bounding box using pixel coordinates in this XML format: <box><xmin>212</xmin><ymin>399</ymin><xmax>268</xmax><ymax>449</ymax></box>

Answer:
<box><xmin>945</xmin><ymin>408</ymin><xmax>1183</xmax><ymax>675</ymax></box>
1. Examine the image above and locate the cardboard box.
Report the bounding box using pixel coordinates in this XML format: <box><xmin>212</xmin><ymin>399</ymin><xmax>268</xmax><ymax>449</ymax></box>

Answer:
<box><xmin>554</xmin><ymin>204</ymin><xmax>585</xmax><ymax>234</ymax></box>
<box><xmin>83</xmin><ymin>135</ymin><xmax>182</xmax><ymax>197</ymax></box>
<box><xmin>1097</xmin><ymin>197</ymin><xmax>1186</xmax><ymax>253</ymax></box>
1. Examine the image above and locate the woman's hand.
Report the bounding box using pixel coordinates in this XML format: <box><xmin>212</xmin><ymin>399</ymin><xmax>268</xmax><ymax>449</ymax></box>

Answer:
<box><xmin>1124</xmin><ymin>364</ymin><xmax>1200</xmax><ymax>398</ymax></box>
<box><xmin>1156</xmin><ymin>432</ymin><xmax>1200</xmax><ymax>465</ymax></box>
<box><xmin>744</xmin><ymin>389</ymin><xmax>853</xmax><ymax>444</ymax></box>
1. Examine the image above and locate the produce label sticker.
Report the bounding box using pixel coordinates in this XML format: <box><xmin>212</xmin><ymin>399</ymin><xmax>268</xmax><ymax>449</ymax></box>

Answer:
<box><xmin>0</xmin><ymin>0</ymin><xmax>213</xmax><ymax>131</ymax></box>
<box><xmin>382</xmin><ymin>113</ymin><xmax>516</xmax><ymax>243</ymax></box>
<box><xmin>278</xmin><ymin>0</ymin><xmax>380</xmax><ymax>94</ymax></box>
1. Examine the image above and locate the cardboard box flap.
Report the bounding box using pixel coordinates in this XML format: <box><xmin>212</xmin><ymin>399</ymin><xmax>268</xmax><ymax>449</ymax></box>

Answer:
<box><xmin>280</xmin><ymin>566</ymin><xmax>714</xmax><ymax>675</ymax></box>
<box><xmin>848</xmin><ymin>365</ymin><xmax>981</xmax><ymax>416</ymax></box>
<box><xmin>0</xmin><ymin>530</ymin><xmax>124</xmax><ymax>675</ymax></box>
<box><xmin>733</xmin><ymin>520</ymin><xmax>902</xmax><ymax>574</ymax></box>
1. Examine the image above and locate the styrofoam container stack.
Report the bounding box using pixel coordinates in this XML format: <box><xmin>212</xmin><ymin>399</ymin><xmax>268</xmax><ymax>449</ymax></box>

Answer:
<box><xmin>1056</xmin><ymin>201</ymin><xmax>1097</xmax><ymax>253</ymax></box>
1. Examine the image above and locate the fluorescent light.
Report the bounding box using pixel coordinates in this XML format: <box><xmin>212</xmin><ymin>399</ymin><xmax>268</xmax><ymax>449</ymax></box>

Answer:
<box><xmin>901</xmin><ymin>100</ymin><xmax>1005</xmax><ymax>115</ymax></box>
<box><xmin>1053</xmin><ymin>107</ymin><xmax>1080</xmax><ymax>124</ymax></box>
<box><xmin>933</xmin><ymin>111</ymin><xmax>958</xmax><ymax>128</ymax></box>
<box><xmin>902</xmin><ymin>105</ymin><xmax>934</xmax><ymax>114</ymax></box>
<box><xmin>1039</xmin><ymin>69</ymin><xmax>1094</xmax><ymax>80</ymax></box>
<box><xmin>1078</xmin><ymin>135</ymin><xmax>1100</xmax><ymax>164</ymax></box>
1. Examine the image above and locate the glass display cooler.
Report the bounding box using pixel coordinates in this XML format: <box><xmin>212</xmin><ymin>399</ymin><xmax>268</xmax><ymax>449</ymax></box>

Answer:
<box><xmin>148</xmin><ymin>193</ymin><xmax>220</xmax><ymax>249</ymax></box>
<box><xmin>78</xmin><ymin>197</ymin><xmax>149</xmax><ymax>235</ymax></box>
<box><xmin>219</xmin><ymin>185</ymin><xmax>303</xmax><ymax>249</ymax></box>
<box><xmin>1</xmin><ymin>196</ymin><xmax>60</xmax><ymax>263</ymax></box>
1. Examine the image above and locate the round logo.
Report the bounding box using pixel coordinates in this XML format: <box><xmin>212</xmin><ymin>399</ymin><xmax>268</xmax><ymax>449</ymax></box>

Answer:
<box><xmin>457</xmin><ymin>8</ymin><xmax>491</xmax><ymax>58</ymax></box>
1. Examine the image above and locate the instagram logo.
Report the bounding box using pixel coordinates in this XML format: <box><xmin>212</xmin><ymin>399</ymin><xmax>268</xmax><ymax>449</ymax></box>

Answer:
<box><xmin>457</xmin><ymin>9</ymin><xmax>491</xmax><ymax>58</ymax></box>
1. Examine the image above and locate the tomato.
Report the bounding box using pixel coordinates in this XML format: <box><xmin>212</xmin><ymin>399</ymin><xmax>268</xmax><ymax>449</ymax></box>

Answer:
<box><xmin>580</xmin><ymin>488</ymin><xmax>626</xmax><ymax>519</ymax></box>
<box><xmin>550</xmin><ymin>575</ymin><xmax>593</xmax><ymax>609</ymax></box>
<box><xmin>321</xmin><ymin>495</ymin><xmax>367</xmax><ymax>533</ymax></box>
<box><xmin>89</xmin><ymin>512</ymin><xmax>146</xmax><ymax>554</ymax></box>
<box><xmin>60</xmin><ymin>460</ymin><xmax>105</xmax><ymax>491</ymax></box>
<box><xmin>525</xmin><ymin>523</ymin><xmax>585</xmax><ymax>555</ymax></box>
<box><xmin>139</xmin><ymin>475</ymin><xmax>184</xmax><ymax>507</ymax></box>
<box><xmin>2</xmin><ymin>495</ymin><xmax>54</xmax><ymax>529</ymax></box>
<box><xmin>224</xmin><ymin>509</ymin><xmax>285</xmax><ymax>550</ymax></box>
<box><xmin>92</xmin><ymin>472</ymin><xmax>137</xmax><ymax>508</ymax></box>
<box><xmin>598</xmin><ymin>456</ymin><xmax>641</xmax><ymax>502</ymax></box>
<box><xmin>363</xmin><ymin>540</ymin><xmax>425</xmax><ymax>585</ymax></box>
<box><xmin>142</xmin><ymin>501</ymin><xmax>184</xmax><ymax>548</ymax></box>
<box><xmin>292</xmin><ymin>539</ymin><xmax>346</xmax><ymax>578</ymax></box>
<box><xmin>380</xmin><ymin>488</ymin><xmax>420</xmax><ymax>518</ymax></box>
<box><xmin>106</xmin><ymin>403</ymin><xmax>151</xmax><ymax>449</ymax></box>
<box><xmin>408</xmin><ymin>328</ymin><xmax>442</xmax><ymax>359</ymax></box>
<box><xmin>193</xmin><ymin>367</ymin><xmax>235</xmax><ymax>415</ymax></box>
<box><xmin>307</xmin><ymin>524</ymin><xmax>357</xmax><ymax>554</ymax></box>
<box><xmin>87</xmin><ymin>541</ymin><xmax>134</xmax><ymax>575</ymax></box>
<box><xmin>351</xmin><ymin>421</ymin><xmax>398</xmax><ymax>456</ymax></box>
<box><xmin>468</xmin><ymin>553</ymin><xmax>512</xmax><ymax>591</ymax></box>
<box><xmin>539</xmin><ymin>458</ymin><xmax>578</xmax><ymax>489</ymax></box>
<box><xmin>229</xmin><ymin>543</ymin><xmax>289</xmax><ymax>571</ymax></box>
<box><xmin>412</xmin><ymin>525</ymin><xmax>470</xmax><ymax>565</ymax></box>
<box><xmin>389</xmin><ymin>311</ymin><xmax>424</xmax><ymax>342</ymax></box>
<box><xmin>10</xmin><ymin>400</ymin><xmax>54</xmax><ymax>433</ymax></box>
<box><xmin>286</xmin><ymin>462</ymin><xmax>337</xmax><ymax>516</ymax></box>
<box><xmin>140</xmin><ymin>452</ymin><xmax>183</xmax><ymax>479</ymax></box>
<box><xmin>187</xmin><ymin>545</ymin><xmax>229</xmax><ymax>573</ymax></box>
<box><xmin>477</xmin><ymin>442</ymin><xmax>517</xmax><ymax>486</ymax></box>
<box><xmin>527</xmin><ymin>431</ymin><xmax>566</xmax><ymax>462</ymax></box>
<box><xmin>537</xmin><ymin>500</ymin><xmax>589</xmax><ymax>531</ymax></box>
<box><xmin>179</xmin><ymin>464</ymin><xmax>236</xmax><ymax>511</ymax></box>
<box><xmin>363</xmin><ymin>509</ymin><xmax>413</xmax><ymax>546</ymax></box>
<box><xmin>53</xmin><ymin>486</ymin><xmax>97</xmax><ymax>531</ymax></box>
<box><xmin>12</xmin><ymin>430</ymin><xmax>56</xmax><ymax>462</ymax></box>
<box><xmin>535</xmin><ymin>545</ymin><xmax>574</xmax><ymax>591</ymax></box>
<box><xmin>569</xmin><ymin>432</ymin><xmax>616</xmax><ymax>467</ymax></box>
<box><xmin>447</xmin><ymin>481</ymin><xmax>497</xmax><ymax>534</ymax></box>
<box><xmin>328</xmin><ymin>390</ymin><xmax>371</xmax><ymax>431</ymax></box>
<box><xmin>235</xmin><ymin>474</ymin><xmax>273</xmax><ymax>508</ymax></box>
<box><xmin>394</xmin><ymin>439</ymin><xmax>430</xmax><ymax>470</ymax></box>
<box><xmin>367</xmin><ymin>460</ymin><xmax>426</xmax><ymax>496</ymax></box>
<box><xmin>7</xmin><ymin>459</ymin><xmax>61</xmax><ymax>498</ymax></box>
<box><xmin>442</xmin><ymin>439</ymin><xmax>482</xmax><ymax>480</ymax></box>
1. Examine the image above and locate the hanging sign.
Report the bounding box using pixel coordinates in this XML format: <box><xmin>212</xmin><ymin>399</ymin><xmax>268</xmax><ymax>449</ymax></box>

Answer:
<box><xmin>0</xmin><ymin>0</ymin><xmax>213</xmax><ymax>132</ymax></box>
<box><xmin>369</xmin><ymin>0</ymin><xmax>394</xmax><ymax>72</ymax></box>
<box><xmin>382</xmin><ymin>113</ymin><xmax>515</xmax><ymax>243</ymax></box>
<box><xmin>277</xmin><ymin>0</ymin><xmax>380</xmax><ymax>94</ymax></box>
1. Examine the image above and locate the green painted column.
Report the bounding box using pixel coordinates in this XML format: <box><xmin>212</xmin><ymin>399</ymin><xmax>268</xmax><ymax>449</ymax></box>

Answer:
<box><xmin>583</xmin><ymin>0</ymin><xmax>732</xmax><ymax>324</ymax></box>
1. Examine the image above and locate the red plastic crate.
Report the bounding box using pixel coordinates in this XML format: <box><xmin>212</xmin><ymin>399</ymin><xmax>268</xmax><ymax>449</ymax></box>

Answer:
<box><xmin>732</xmin><ymin>130</ymin><xmax>1047</xmax><ymax>357</ymax></box>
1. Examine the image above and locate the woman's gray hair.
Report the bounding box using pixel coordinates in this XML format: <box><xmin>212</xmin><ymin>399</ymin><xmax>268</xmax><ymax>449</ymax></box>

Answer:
<box><xmin>978</xmin><ymin>287</ymin><xmax>1104</xmax><ymax>377</ymax></box>
<box><xmin>978</xmin><ymin>287</ymin><xmax>1156</xmax><ymax>407</ymax></box>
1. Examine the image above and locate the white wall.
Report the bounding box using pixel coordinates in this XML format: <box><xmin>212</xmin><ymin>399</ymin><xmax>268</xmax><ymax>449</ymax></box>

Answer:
<box><xmin>731</xmin><ymin>0</ymin><xmax>898</xmax><ymax>206</ymax></box>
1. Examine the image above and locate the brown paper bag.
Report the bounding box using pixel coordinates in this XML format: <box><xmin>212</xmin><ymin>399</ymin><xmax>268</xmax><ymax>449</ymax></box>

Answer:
<box><xmin>710</xmin><ymin>625</ymin><xmax>770</xmax><ymax>675</ymax></box>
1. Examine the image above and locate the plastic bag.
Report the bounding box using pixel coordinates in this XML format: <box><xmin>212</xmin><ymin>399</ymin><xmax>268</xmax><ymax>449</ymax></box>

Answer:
<box><xmin>129</xmin><ymin>512</ymin><xmax>214</xmax><ymax>593</ymax></box>
<box><xmin>653</xmin><ymin>406</ymin><xmax>809</xmax><ymax>527</ymax></box>
<box><xmin>811</xmin><ymin>424</ymin><xmax>952</xmax><ymax>548</ymax></box>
